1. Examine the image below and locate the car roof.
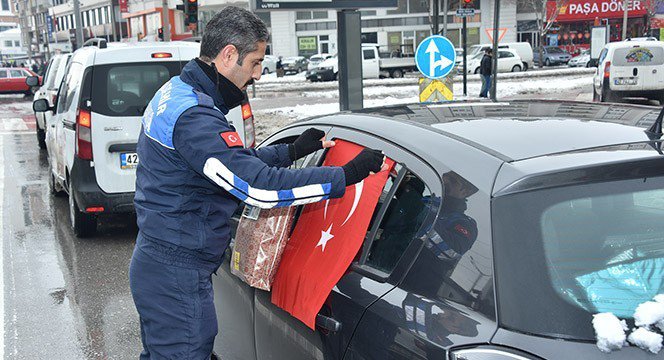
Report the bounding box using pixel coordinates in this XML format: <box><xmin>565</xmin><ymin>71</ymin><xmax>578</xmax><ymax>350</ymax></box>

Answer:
<box><xmin>605</xmin><ymin>40</ymin><xmax>664</xmax><ymax>49</ymax></box>
<box><xmin>290</xmin><ymin>100</ymin><xmax>664</xmax><ymax>193</ymax></box>
<box><xmin>70</xmin><ymin>41</ymin><xmax>199</xmax><ymax>66</ymax></box>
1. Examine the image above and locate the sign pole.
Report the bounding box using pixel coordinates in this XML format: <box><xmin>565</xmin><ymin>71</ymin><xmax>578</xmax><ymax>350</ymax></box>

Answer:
<box><xmin>490</xmin><ymin>0</ymin><xmax>500</xmax><ymax>101</ymax></box>
<box><xmin>462</xmin><ymin>14</ymin><xmax>467</xmax><ymax>96</ymax></box>
<box><xmin>337</xmin><ymin>10</ymin><xmax>363</xmax><ymax>111</ymax></box>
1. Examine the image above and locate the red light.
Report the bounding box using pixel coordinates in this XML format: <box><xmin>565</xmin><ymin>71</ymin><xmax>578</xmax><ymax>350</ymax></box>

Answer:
<box><xmin>241</xmin><ymin>102</ymin><xmax>252</xmax><ymax>120</ymax></box>
<box><xmin>77</xmin><ymin>108</ymin><xmax>91</xmax><ymax>128</ymax></box>
<box><xmin>188</xmin><ymin>0</ymin><xmax>196</xmax><ymax>3</ymax></box>
<box><xmin>151</xmin><ymin>52</ymin><xmax>172</xmax><ymax>58</ymax></box>
<box><xmin>76</xmin><ymin>108</ymin><xmax>93</xmax><ymax>160</ymax></box>
<box><xmin>604</xmin><ymin>61</ymin><xmax>611</xmax><ymax>78</ymax></box>
<box><xmin>85</xmin><ymin>206</ymin><xmax>104</xmax><ymax>213</ymax></box>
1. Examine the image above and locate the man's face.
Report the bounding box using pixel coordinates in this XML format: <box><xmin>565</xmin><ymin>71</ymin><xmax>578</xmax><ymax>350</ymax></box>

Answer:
<box><xmin>216</xmin><ymin>41</ymin><xmax>266</xmax><ymax>91</ymax></box>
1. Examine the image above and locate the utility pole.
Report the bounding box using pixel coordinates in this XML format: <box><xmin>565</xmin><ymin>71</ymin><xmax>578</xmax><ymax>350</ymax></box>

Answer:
<box><xmin>72</xmin><ymin>0</ymin><xmax>84</xmax><ymax>49</ymax></box>
<box><xmin>622</xmin><ymin>0</ymin><xmax>629</xmax><ymax>39</ymax></box>
<box><xmin>490</xmin><ymin>0</ymin><xmax>499</xmax><ymax>101</ymax></box>
<box><xmin>442</xmin><ymin>0</ymin><xmax>448</xmax><ymax>36</ymax></box>
<box><xmin>110</xmin><ymin>4</ymin><xmax>118</xmax><ymax>42</ymax></box>
<box><xmin>432</xmin><ymin>0</ymin><xmax>439</xmax><ymax>35</ymax></box>
<box><xmin>162</xmin><ymin>0</ymin><xmax>171</xmax><ymax>41</ymax></box>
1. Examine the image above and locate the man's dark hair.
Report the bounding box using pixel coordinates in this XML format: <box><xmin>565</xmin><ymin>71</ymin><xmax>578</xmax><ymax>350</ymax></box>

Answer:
<box><xmin>200</xmin><ymin>6</ymin><xmax>269</xmax><ymax>65</ymax></box>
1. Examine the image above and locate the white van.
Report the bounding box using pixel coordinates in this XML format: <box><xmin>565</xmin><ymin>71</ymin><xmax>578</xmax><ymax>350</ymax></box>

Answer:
<box><xmin>31</xmin><ymin>53</ymin><xmax>71</xmax><ymax>149</ymax></box>
<box><xmin>593</xmin><ymin>39</ymin><xmax>664</xmax><ymax>103</ymax></box>
<box><xmin>464</xmin><ymin>42</ymin><xmax>534</xmax><ymax>71</ymax></box>
<box><xmin>33</xmin><ymin>39</ymin><xmax>256</xmax><ymax>237</ymax></box>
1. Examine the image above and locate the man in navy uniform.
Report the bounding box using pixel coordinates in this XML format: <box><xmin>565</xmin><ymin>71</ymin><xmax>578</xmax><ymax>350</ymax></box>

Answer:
<box><xmin>129</xmin><ymin>6</ymin><xmax>385</xmax><ymax>359</ymax></box>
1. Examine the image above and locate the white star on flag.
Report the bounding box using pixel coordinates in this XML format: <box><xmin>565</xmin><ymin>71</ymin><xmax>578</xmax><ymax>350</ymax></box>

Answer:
<box><xmin>316</xmin><ymin>224</ymin><xmax>334</xmax><ymax>252</ymax></box>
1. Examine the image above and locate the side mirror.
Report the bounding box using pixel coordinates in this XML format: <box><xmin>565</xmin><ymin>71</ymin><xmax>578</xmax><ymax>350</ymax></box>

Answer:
<box><xmin>26</xmin><ymin>76</ymin><xmax>40</xmax><ymax>87</ymax></box>
<box><xmin>588</xmin><ymin>59</ymin><xmax>598</xmax><ymax>68</ymax></box>
<box><xmin>33</xmin><ymin>98</ymin><xmax>51</xmax><ymax>112</ymax></box>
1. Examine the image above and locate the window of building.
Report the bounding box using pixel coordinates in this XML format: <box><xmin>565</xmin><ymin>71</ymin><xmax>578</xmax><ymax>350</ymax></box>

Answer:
<box><xmin>256</xmin><ymin>11</ymin><xmax>270</xmax><ymax>27</ymax></box>
<box><xmin>387</xmin><ymin>0</ymin><xmax>407</xmax><ymax>14</ymax></box>
<box><xmin>104</xmin><ymin>7</ymin><xmax>110</xmax><ymax>24</ymax></box>
<box><xmin>1</xmin><ymin>0</ymin><xmax>9</xmax><ymax>12</ymax></box>
<box><xmin>296</xmin><ymin>11</ymin><xmax>312</xmax><ymax>20</ymax></box>
<box><xmin>409</xmin><ymin>0</ymin><xmax>429</xmax><ymax>13</ymax></box>
<box><xmin>4</xmin><ymin>40</ymin><xmax>11</xmax><ymax>47</ymax></box>
<box><xmin>361</xmin><ymin>10</ymin><xmax>377</xmax><ymax>17</ymax></box>
<box><xmin>13</xmin><ymin>40</ymin><xmax>19</xmax><ymax>47</ymax></box>
<box><xmin>312</xmin><ymin>11</ymin><xmax>328</xmax><ymax>19</ymax></box>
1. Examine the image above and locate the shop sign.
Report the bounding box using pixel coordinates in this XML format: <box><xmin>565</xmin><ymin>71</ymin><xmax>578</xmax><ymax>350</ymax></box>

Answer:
<box><xmin>547</xmin><ymin>0</ymin><xmax>647</xmax><ymax>21</ymax></box>
<box><xmin>298</xmin><ymin>37</ymin><xmax>317</xmax><ymax>51</ymax></box>
<box><xmin>119</xmin><ymin>0</ymin><xmax>128</xmax><ymax>13</ymax></box>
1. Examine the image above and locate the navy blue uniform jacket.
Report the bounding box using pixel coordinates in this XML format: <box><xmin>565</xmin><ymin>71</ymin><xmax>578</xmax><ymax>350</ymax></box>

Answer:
<box><xmin>134</xmin><ymin>60</ymin><xmax>346</xmax><ymax>272</ymax></box>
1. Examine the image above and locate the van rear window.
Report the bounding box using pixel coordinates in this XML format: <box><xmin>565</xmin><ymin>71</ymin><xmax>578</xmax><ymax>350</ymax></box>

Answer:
<box><xmin>614</xmin><ymin>46</ymin><xmax>664</xmax><ymax>66</ymax></box>
<box><xmin>91</xmin><ymin>62</ymin><xmax>183</xmax><ymax>117</ymax></box>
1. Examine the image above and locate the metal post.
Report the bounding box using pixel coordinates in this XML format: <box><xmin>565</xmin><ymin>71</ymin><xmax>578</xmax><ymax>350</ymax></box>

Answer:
<box><xmin>462</xmin><ymin>15</ymin><xmax>467</xmax><ymax>96</ymax></box>
<box><xmin>110</xmin><ymin>4</ymin><xmax>118</xmax><ymax>42</ymax></box>
<box><xmin>490</xmin><ymin>0</ymin><xmax>500</xmax><ymax>101</ymax></box>
<box><xmin>433</xmin><ymin>0</ymin><xmax>439</xmax><ymax>35</ymax></box>
<box><xmin>442</xmin><ymin>0</ymin><xmax>448</xmax><ymax>36</ymax></box>
<box><xmin>622</xmin><ymin>0</ymin><xmax>629</xmax><ymax>39</ymax></box>
<box><xmin>162</xmin><ymin>0</ymin><xmax>171</xmax><ymax>41</ymax></box>
<box><xmin>337</xmin><ymin>10</ymin><xmax>363</xmax><ymax>111</ymax></box>
<box><xmin>73</xmin><ymin>0</ymin><xmax>84</xmax><ymax>49</ymax></box>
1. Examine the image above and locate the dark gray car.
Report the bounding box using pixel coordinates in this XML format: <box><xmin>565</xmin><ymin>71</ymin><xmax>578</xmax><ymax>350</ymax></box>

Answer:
<box><xmin>213</xmin><ymin>100</ymin><xmax>664</xmax><ymax>359</ymax></box>
<box><xmin>534</xmin><ymin>46</ymin><xmax>572</xmax><ymax>66</ymax></box>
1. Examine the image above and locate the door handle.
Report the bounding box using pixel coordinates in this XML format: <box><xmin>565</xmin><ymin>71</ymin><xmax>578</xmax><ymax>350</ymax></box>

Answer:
<box><xmin>316</xmin><ymin>314</ymin><xmax>342</xmax><ymax>332</ymax></box>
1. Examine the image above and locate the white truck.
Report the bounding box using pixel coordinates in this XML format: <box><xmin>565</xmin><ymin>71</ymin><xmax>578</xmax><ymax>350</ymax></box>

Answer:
<box><xmin>305</xmin><ymin>43</ymin><xmax>417</xmax><ymax>81</ymax></box>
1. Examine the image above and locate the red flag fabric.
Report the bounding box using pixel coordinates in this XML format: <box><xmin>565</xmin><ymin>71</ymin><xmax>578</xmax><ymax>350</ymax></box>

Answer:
<box><xmin>271</xmin><ymin>140</ymin><xmax>395</xmax><ymax>329</ymax></box>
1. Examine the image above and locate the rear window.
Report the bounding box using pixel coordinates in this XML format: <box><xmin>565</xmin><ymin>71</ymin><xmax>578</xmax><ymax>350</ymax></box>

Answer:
<box><xmin>614</xmin><ymin>46</ymin><xmax>664</xmax><ymax>66</ymax></box>
<box><xmin>493</xmin><ymin>175</ymin><xmax>664</xmax><ymax>340</ymax></box>
<box><xmin>91</xmin><ymin>62</ymin><xmax>183</xmax><ymax>117</ymax></box>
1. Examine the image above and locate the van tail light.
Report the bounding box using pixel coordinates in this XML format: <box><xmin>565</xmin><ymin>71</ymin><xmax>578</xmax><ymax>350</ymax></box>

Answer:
<box><xmin>241</xmin><ymin>101</ymin><xmax>256</xmax><ymax>148</ymax></box>
<box><xmin>76</xmin><ymin>108</ymin><xmax>93</xmax><ymax>160</ymax></box>
<box><xmin>151</xmin><ymin>52</ymin><xmax>172</xmax><ymax>58</ymax></box>
<box><xmin>604</xmin><ymin>61</ymin><xmax>611</xmax><ymax>78</ymax></box>
<box><xmin>85</xmin><ymin>206</ymin><xmax>104</xmax><ymax>213</ymax></box>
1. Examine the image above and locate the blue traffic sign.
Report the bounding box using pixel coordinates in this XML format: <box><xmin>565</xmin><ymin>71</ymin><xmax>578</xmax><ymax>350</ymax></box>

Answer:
<box><xmin>415</xmin><ymin>35</ymin><xmax>457</xmax><ymax>79</ymax></box>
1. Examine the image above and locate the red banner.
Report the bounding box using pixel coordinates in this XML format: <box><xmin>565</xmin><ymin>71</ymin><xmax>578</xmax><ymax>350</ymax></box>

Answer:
<box><xmin>271</xmin><ymin>140</ymin><xmax>394</xmax><ymax>329</ymax></box>
<box><xmin>547</xmin><ymin>0</ymin><xmax>647</xmax><ymax>22</ymax></box>
<box><xmin>119</xmin><ymin>0</ymin><xmax>128</xmax><ymax>13</ymax></box>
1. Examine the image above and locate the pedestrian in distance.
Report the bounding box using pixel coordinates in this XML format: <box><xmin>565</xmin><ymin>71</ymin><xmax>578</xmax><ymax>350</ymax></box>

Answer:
<box><xmin>479</xmin><ymin>48</ymin><xmax>493</xmax><ymax>98</ymax></box>
<box><xmin>128</xmin><ymin>6</ymin><xmax>387</xmax><ymax>360</ymax></box>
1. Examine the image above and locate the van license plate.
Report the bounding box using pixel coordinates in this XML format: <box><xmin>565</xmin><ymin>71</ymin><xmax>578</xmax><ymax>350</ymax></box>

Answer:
<box><xmin>120</xmin><ymin>152</ymin><xmax>139</xmax><ymax>169</ymax></box>
<box><xmin>615</xmin><ymin>78</ymin><xmax>637</xmax><ymax>85</ymax></box>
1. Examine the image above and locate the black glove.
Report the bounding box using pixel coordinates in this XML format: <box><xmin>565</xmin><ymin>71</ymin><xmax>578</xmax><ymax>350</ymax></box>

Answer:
<box><xmin>288</xmin><ymin>128</ymin><xmax>326</xmax><ymax>161</ymax></box>
<box><xmin>342</xmin><ymin>148</ymin><xmax>384</xmax><ymax>186</ymax></box>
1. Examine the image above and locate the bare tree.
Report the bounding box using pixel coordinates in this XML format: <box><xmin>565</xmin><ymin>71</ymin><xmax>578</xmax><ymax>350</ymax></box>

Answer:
<box><xmin>519</xmin><ymin>0</ymin><xmax>570</xmax><ymax>67</ymax></box>
<box><xmin>644</xmin><ymin>0</ymin><xmax>664</xmax><ymax>36</ymax></box>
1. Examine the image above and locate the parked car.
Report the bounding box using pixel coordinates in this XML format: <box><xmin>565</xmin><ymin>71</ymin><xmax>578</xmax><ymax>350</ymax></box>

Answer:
<box><xmin>306</xmin><ymin>44</ymin><xmax>415</xmax><ymax>81</ymax></box>
<box><xmin>307</xmin><ymin>53</ymin><xmax>332</xmax><ymax>71</ymax></box>
<box><xmin>262</xmin><ymin>54</ymin><xmax>277</xmax><ymax>74</ymax></box>
<box><xmin>593</xmin><ymin>39</ymin><xmax>664</xmax><ymax>104</ymax></box>
<box><xmin>0</xmin><ymin>67</ymin><xmax>41</xmax><ymax>95</ymax></box>
<box><xmin>33</xmin><ymin>39</ymin><xmax>256</xmax><ymax>237</ymax></box>
<box><xmin>282</xmin><ymin>56</ymin><xmax>308</xmax><ymax>74</ymax></box>
<box><xmin>29</xmin><ymin>53</ymin><xmax>72</xmax><ymax>149</ymax></box>
<box><xmin>465</xmin><ymin>42</ymin><xmax>534</xmax><ymax>70</ymax></box>
<box><xmin>214</xmin><ymin>99</ymin><xmax>664</xmax><ymax>360</ymax></box>
<box><xmin>534</xmin><ymin>46</ymin><xmax>572</xmax><ymax>66</ymax></box>
<box><xmin>568</xmin><ymin>49</ymin><xmax>592</xmax><ymax>67</ymax></box>
<box><xmin>464</xmin><ymin>49</ymin><xmax>523</xmax><ymax>74</ymax></box>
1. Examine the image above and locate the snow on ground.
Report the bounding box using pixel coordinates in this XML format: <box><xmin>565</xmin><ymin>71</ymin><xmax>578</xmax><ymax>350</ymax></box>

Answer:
<box><xmin>628</xmin><ymin>328</ymin><xmax>663</xmax><ymax>354</ymax></box>
<box><xmin>593</xmin><ymin>312</ymin><xmax>628</xmax><ymax>353</ymax></box>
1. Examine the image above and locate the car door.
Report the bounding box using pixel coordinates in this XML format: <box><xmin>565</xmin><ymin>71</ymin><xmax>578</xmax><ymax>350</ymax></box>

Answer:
<box><xmin>362</xmin><ymin>48</ymin><xmax>380</xmax><ymax>79</ymax></box>
<box><xmin>594</xmin><ymin>48</ymin><xmax>609</xmax><ymax>93</ymax></box>
<box><xmin>0</xmin><ymin>69</ymin><xmax>8</xmax><ymax>92</ymax></box>
<box><xmin>252</xmin><ymin>126</ymin><xmax>440</xmax><ymax>360</ymax></box>
<box><xmin>346</xmin><ymin>166</ymin><xmax>498</xmax><ymax>359</ymax></box>
<box><xmin>8</xmin><ymin>69</ymin><xmax>25</xmax><ymax>92</ymax></box>
<box><xmin>55</xmin><ymin>62</ymin><xmax>84</xmax><ymax>183</ymax></box>
<box><xmin>497</xmin><ymin>51</ymin><xmax>515</xmax><ymax>72</ymax></box>
<box><xmin>212</xmin><ymin>125</ymin><xmax>334</xmax><ymax>360</ymax></box>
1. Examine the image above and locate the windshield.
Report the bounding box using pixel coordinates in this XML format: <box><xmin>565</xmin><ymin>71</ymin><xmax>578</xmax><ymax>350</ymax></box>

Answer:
<box><xmin>547</xmin><ymin>47</ymin><xmax>564</xmax><ymax>54</ymax></box>
<box><xmin>493</xmin><ymin>175</ymin><xmax>664</xmax><ymax>340</ymax></box>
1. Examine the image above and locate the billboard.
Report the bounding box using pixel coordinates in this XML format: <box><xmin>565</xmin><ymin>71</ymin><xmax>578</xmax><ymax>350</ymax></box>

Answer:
<box><xmin>547</xmin><ymin>0</ymin><xmax>647</xmax><ymax>22</ymax></box>
<box><xmin>251</xmin><ymin>0</ymin><xmax>397</xmax><ymax>11</ymax></box>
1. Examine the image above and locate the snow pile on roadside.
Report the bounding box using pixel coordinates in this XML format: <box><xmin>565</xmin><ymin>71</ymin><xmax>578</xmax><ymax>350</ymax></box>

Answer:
<box><xmin>593</xmin><ymin>313</ymin><xmax>628</xmax><ymax>352</ymax></box>
<box><xmin>594</xmin><ymin>294</ymin><xmax>664</xmax><ymax>354</ymax></box>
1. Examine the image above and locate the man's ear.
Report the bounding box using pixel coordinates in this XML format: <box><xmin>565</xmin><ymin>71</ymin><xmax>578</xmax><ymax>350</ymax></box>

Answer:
<box><xmin>218</xmin><ymin>44</ymin><xmax>239</xmax><ymax>67</ymax></box>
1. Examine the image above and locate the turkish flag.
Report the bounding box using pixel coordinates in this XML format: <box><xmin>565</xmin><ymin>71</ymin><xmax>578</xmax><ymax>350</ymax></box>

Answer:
<box><xmin>271</xmin><ymin>140</ymin><xmax>395</xmax><ymax>329</ymax></box>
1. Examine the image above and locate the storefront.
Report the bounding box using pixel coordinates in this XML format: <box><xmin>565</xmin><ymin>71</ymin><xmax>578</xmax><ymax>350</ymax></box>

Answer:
<box><xmin>546</xmin><ymin>0</ymin><xmax>647</xmax><ymax>55</ymax></box>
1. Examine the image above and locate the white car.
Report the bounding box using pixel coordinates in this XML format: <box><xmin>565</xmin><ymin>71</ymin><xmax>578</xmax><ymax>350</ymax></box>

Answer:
<box><xmin>33</xmin><ymin>39</ymin><xmax>256</xmax><ymax>237</ymax></box>
<box><xmin>465</xmin><ymin>49</ymin><xmax>523</xmax><ymax>74</ymax></box>
<box><xmin>593</xmin><ymin>39</ymin><xmax>664</xmax><ymax>104</ymax></box>
<box><xmin>262</xmin><ymin>54</ymin><xmax>277</xmax><ymax>74</ymax></box>
<box><xmin>465</xmin><ymin>42</ymin><xmax>534</xmax><ymax>71</ymax></box>
<box><xmin>30</xmin><ymin>53</ymin><xmax>71</xmax><ymax>149</ymax></box>
<box><xmin>307</xmin><ymin>53</ymin><xmax>332</xmax><ymax>71</ymax></box>
<box><xmin>568</xmin><ymin>49</ymin><xmax>591</xmax><ymax>67</ymax></box>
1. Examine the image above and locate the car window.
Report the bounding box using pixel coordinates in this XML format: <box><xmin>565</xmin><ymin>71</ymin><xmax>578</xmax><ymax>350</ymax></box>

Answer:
<box><xmin>9</xmin><ymin>69</ymin><xmax>23</xmax><ymax>78</ymax></box>
<box><xmin>613</xmin><ymin>46</ymin><xmax>664</xmax><ymax>66</ymax></box>
<box><xmin>0</xmin><ymin>70</ymin><xmax>7</xmax><ymax>79</ymax></box>
<box><xmin>91</xmin><ymin>62</ymin><xmax>182</xmax><ymax>117</ymax></box>
<box><xmin>363</xmin><ymin>49</ymin><xmax>376</xmax><ymax>60</ymax></box>
<box><xmin>57</xmin><ymin>62</ymin><xmax>83</xmax><ymax>115</ymax></box>
<box><xmin>22</xmin><ymin>70</ymin><xmax>31</xmax><ymax>77</ymax></box>
<box><xmin>364</xmin><ymin>168</ymin><xmax>433</xmax><ymax>273</ymax></box>
<box><xmin>43</xmin><ymin>57</ymin><xmax>62</xmax><ymax>89</ymax></box>
<box><xmin>547</xmin><ymin>47</ymin><xmax>563</xmax><ymax>54</ymax></box>
<box><xmin>499</xmin><ymin>51</ymin><xmax>513</xmax><ymax>58</ymax></box>
<box><xmin>598</xmin><ymin>48</ymin><xmax>608</xmax><ymax>63</ymax></box>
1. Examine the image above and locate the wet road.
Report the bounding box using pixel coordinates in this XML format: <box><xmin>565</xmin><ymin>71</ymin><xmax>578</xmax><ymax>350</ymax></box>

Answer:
<box><xmin>0</xmin><ymin>96</ymin><xmax>142</xmax><ymax>359</ymax></box>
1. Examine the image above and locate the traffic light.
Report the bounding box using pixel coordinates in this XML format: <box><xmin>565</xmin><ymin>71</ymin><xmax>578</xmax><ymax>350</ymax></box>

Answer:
<box><xmin>158</xmin><ymin>27</ymin><xmax>164</xmax><ymax>41</ymax></box>
<box><xmin>186</xmin><ymin>0</ymin><xmax>198</xmax><ymax>26</ymax></box>
<box><xmin>463</xmin><ymin>0</ymin><xmax>474</xmax><ymax>7</ymax></box>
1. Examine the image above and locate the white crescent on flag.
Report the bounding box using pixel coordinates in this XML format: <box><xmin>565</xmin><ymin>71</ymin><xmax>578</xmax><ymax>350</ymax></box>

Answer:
<box><xmin>342</xmin><ymin>181</ymin><xmax>363</xmax><ymax>226</ymax></box>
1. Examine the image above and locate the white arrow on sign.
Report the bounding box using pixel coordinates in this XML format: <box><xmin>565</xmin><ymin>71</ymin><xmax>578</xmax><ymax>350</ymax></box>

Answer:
<box><xmin>425</xmin><ymin>40</ymin><xmax>453</xmax><ymax>76</ymax></box>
